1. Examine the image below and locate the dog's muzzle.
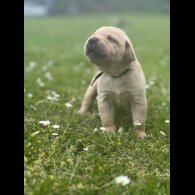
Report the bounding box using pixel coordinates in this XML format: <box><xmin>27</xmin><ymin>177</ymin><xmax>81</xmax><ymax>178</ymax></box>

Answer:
<box><xmin>85</xmin><ymin>37</ymin><xmax>105</xmax><ymax>58</ymax></box>
<box><xmin>88</xmin><ymin>37</ymin><xmax>99</xmax><ymax>45</ymax></box>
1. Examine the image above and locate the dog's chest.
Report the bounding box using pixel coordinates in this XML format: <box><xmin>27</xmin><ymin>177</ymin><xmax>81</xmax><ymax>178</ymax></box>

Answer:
<box><xmin>97</xmin><ymin>76</ymin><xmax>132</xmax><ymax>107</ymax></box>
<box><xmin>99</xmin><ymin>74</ymin><xmax>130</xmax><ymax>94</ymax></box>
<box><xmin>109</xmin><ymin>92</ymin><xmax>131</xmax><ymax>107</ymax></box>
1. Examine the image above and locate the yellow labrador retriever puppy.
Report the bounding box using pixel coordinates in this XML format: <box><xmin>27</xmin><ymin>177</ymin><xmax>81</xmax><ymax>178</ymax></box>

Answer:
<box><xmin>79</xmin><ymin>26</ymin><xmax>147</xmax><ymax>139</ymax></box>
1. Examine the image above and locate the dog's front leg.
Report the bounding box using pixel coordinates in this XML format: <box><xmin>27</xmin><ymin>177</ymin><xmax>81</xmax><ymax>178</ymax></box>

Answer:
<box><xmin>78</xmin><ymin>82</ymin><xmax>97</xmax><ymax>114</ymax></box>
<box><xmin>131</xmin><ymin>96</ymin><xmax>147</xmax><ymax>139</ymax></box>
<box><xmin>98</xmin><ymin>98</ymin><xmax>116</xmax><ymax>133</ymax></box>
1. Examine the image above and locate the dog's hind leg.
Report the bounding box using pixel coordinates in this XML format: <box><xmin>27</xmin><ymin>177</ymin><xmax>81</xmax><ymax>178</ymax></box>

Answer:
<box><xmin>130</xmin><ymin>95</ymin><xmax>147</xmax><ymax>139</ymax></box>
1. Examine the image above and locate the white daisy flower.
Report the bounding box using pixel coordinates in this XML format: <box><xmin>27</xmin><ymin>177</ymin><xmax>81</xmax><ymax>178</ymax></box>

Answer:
<box><xmin>100</xmin><ymin>127</ymin><xmax>106</xmax><ymax>131</ymax></box>
<box><xmin>51</xmin><ymin>91</ymin><xmax>60</xmax><ymax>97</ymax></box>
<box><xmin>26</xmin><ymin>61</ymin><xmax>37</xmax><ymax>72</ymax></box>
<box><xmin>115</xmin><ymin>175</ymin><xmax>131</xmax><ymax>186</ymax></box>
<box><xmin>30</xmin><ymin>105</ymin><xmax>37</xmax><ymax>111</ymax></box>
<box><xmin>46</xmin><ymin>91</ymin><xmax>60</xmax><ymax>101</ymax></box>
<box><xmin>47</xmin><ymin>95</ymin><xmax>58</xmax><ymax>101</ymax></box>
<box><xmin>52</xmin><ymin>125</ymin><xmax>60</xmax><ymax>129</ymax></box>
<box><xmin>45</xmin><ymin>72</ymin><xmax>53</xmax><ymax>81</ymax></box>
<box><xmin>83</xmin><ymin>147</ymin><xmax>89</xmax><ymax>151</ymax></box>
<box><xmin>47</xmin><ymin>95</ymin><xmax>54</xmax><ymax>101</ymax></box>
<box><xmin>145</xmin><ymin>84</ymin><xmax>150</xmax><ymax>89</ymax></box>
<box><xmin>65</xmin><ymin>102</ymin><xmax>73</xmax><ymax>109</ymax></box>
<box><xmin>36</xmin><ymin>78</ymin><xmax>45</xmax><ymax>87</ymax></box>
<box><xmin>27</xmin><ymin>93</ymin><xmax>33</xmax><ymax>98</ymax></box>
<box><xmin>149</xmin><ymin>80</ymin><xmax>155</xmax><ymax>85</ymax></box>
<box><xmin>165</xmin><ymin>120</ymin><xmax>170</xmax><ymax>124</ymax></box>
<box><xmin>29</xmin><ymin>61</ymin><xmax>36</xmax><ymax>67</ymax></box>
<box><xmin>39</xmin><ymin>120</ymin><xmax>50</xmax><ymax>126</ymax></box>
<box><xmin>162</xmin><ymin>102</ymin><xmax>166</xmax><ymax>106</ymax></box>
<box><xmin>93</xmin><ymin>128</ymin><xmax>98</xmax><ymax>133</ymax></box>
<box><xmin>134</xmin><ymin>121</ymin><xmax>142</xmax><ymax>126</ymax></box>
<box><xmin>31</xmin><ymin>131</ymin><xmax>40</xmax><ymax>137</ymax></box>
<box><xmin>160</xmin><ymin>131</ymin><xmax>166</xmax><ymax>136</ymax></box>
<box><xmin>118</xmin><ymin>127</ymin><xmax>123</xmax><ymax>133</ymax></box>
<box><xmin>52</xmin><ymin>133</ymin><xmax>58</xmax><ymax>136</ymax></box>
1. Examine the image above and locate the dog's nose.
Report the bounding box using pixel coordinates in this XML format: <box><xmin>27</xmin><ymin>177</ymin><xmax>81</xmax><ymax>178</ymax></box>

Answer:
<box><xmin>88</xmin><ymin>37</ymin><xmax>99</xmax><ymax>44</ymax></box>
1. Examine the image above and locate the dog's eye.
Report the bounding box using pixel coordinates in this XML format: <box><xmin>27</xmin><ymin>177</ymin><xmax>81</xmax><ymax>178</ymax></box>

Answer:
<box><xmin>107</xmin><ymin>35</ymin><xmax>118</xmax><ymax>43</ymax></box>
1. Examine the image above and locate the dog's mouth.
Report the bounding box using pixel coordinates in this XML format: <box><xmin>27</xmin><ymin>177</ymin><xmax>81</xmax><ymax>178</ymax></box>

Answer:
<box><xmin>85</xmin><ymin>43</ymin><xmax>106</xmax><ymax>59</ymax></box>
<box><xmin>86</xmin><ymin>46</ymin><xmax>99</xmax><ymax>56</ymax></box>
<box><xmin>86</xmin><ymin>48</ymin><xmax>96</xmax><ymax>55</ymax></box>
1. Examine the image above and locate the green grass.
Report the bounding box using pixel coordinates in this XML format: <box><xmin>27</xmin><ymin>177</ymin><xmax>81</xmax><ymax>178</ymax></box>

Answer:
<box><xmin>24</xmin><ymin>13</ymin><xmax>170</xmax><ymax>195</ymax></box>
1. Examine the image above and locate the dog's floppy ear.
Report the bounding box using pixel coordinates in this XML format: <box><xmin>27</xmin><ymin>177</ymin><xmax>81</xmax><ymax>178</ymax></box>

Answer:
<box><xmin>125</xmin><ymin>41</ymin><xmax>136</xmax><ymax>63</ymax></box>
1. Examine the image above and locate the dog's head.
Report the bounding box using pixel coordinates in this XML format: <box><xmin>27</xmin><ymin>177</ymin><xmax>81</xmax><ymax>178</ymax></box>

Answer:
<box><xmin>84</xmin><ymin>26</ymin><xmax>136</xmax><ymax>73</ymax></box>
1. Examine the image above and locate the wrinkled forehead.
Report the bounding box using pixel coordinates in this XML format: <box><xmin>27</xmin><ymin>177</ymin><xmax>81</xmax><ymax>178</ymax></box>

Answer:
<box><xmin>93</xmin><ymin>27</ymin><xmax>129</xmax><ymax>39</ymax></box>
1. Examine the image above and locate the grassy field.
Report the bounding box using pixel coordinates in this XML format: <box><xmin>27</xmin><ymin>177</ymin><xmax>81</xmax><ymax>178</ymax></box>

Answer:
<box><xmin>24</xmin><ymin>13</ymin><xmax>170</xmax><ymax>195</ymax></box>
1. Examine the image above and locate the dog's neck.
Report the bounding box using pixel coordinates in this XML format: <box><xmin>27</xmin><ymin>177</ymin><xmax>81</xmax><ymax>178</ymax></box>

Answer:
<box><xmin>90</xmin><ymin>68</ymin><xmax>129</xmax><ymax>86</ymax></box>
<box><xmin>105</xmin><ymin>68</ymin><xmax>129</xmax><ymax>78</ymax></box>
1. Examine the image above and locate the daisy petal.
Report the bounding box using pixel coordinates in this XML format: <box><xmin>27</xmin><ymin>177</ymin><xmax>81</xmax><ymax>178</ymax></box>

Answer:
<box><xmin>65</xmin><ymin>103</ymin><xmax>73</xmax><ymax>109</ymax></box>
<box><xmin>115</xmin><ymin>175</ymin><xmax>131</xmax><ymax>186</ymax></box>
<box><xmin>39</xmin><ymin>120</ymin><xmax>50</xmax><ymax>126</ymax></box>
<box><xmin>52</xmin><ymin>125</ymin><xmax>60</xmax><ymax>129</ymax></box>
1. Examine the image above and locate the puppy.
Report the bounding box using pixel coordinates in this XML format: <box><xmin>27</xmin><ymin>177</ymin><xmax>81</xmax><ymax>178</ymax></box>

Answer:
<box><xmin>79</xmin><ymin>26</ymin><xmax>147</xmax><ymax>139</ymax></box>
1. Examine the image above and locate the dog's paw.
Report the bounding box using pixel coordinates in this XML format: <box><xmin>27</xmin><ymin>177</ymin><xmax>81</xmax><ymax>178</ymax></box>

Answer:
<box><xmin>77</xmin><ymin>109</ymin><xmax>91</xmax><ymax>115</ymax></box>
<box><xmin>103</xmin><ymin>126</ymin><xmax>116</xmax><ymax>134</ymax></box>
<box><xmin>136</xmin><ymin>131</ymin><xmax>147</xmax><ymax>139</ymax></box>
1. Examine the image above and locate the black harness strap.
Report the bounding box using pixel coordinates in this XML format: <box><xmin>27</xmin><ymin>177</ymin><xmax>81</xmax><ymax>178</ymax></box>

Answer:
<box><xmin>90</xmin><ymin>72</ymin><xmax>104</xmax><ymax>86</ymax></box>
<box><xmin>90</xmin><ymin>69</ymin><xmax>129</xmax><ymax>86</ymax></box>
<box><xmin>110</xmin><ymin>68</ymin><xmax>129</xmax><ymax>78</ymax></box>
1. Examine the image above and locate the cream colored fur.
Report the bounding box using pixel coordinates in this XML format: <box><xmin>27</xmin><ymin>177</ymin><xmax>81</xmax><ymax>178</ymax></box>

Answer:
<box><xmin>79</xmin><ymin>26</ymin><xmax>147</xmax><ymax>139</ymax></box>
